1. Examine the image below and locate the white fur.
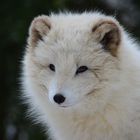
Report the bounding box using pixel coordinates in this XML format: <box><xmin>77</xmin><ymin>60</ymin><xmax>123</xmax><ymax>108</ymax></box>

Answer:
<box><xmin>22</xmin><ymin>12</ymin><xmax>140</xmax><ymax>140</ymax></box>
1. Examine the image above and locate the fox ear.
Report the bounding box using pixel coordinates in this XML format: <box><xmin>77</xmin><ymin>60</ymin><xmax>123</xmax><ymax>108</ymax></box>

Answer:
<box><xmin>92</xmin><ymin>20</ymin><xmax>121</xmax><ymax>56</ymax></box>
<box><xmin>28</xmin><ymin>15</ymin><xmax>51</xmax><ymax>47</ymax></box>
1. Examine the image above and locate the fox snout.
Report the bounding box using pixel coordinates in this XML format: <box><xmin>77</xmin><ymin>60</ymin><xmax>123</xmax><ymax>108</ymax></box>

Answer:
<box><xmin>53</xmin><ymin>94</ymin><xmax>66</xmax><ymax>104</ymax></box>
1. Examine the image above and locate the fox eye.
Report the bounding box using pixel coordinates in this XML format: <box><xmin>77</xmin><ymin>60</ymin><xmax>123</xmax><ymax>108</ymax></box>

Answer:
<box><xmin>76</xmin><ymin>66</ymin><xmax>88</xmax><ymax>75</ymax></box>
<box><xmin>49</xmin><ymin>64</ymin><xmax>55</xmax><ymax>72</ymax></box>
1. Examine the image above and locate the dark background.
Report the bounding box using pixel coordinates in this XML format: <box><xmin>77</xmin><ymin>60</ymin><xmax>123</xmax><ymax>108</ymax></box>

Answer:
<box><xmin>1</xmin><ymin>0</ymin><xmax>140</xmax><ymax>140</ymax></box>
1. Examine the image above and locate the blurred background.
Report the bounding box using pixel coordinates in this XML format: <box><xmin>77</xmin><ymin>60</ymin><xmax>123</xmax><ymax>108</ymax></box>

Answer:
<box><xmin>1</xmin><ymin>0</ymin><xmax>140</xmax><ymax>140</ymax></box>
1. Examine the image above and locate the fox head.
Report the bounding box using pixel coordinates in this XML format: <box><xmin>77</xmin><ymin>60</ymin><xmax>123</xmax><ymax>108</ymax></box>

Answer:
<box><xmin>23</xmin><ymin>13</ymin><xmax>123</xmax><ymax>114</ymax></box>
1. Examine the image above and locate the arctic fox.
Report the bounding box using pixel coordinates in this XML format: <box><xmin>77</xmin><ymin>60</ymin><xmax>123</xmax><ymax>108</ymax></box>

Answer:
<box><xmin>22</xmin><ymin>12</ymin><xmax>140</xmax><ymax>140</ymax></box>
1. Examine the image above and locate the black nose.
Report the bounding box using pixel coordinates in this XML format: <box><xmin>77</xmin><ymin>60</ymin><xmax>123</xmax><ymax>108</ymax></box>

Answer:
<box><xmin>53</xmin><ymin>94</ymin><xmax>65</xmax><ymax>104</ymax></box>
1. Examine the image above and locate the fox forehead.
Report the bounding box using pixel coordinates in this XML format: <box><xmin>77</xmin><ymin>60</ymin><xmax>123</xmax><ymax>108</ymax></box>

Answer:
<box><xmin>34</xmin><ymin>29</ymin><xmax>100</xmax><ymax>64</ymax></box>
<box><xmin>38</xmin><ymin>27</ymin><xmax>102</xmax><ymax>62</ymax></box>
<box><xmin>42</xmin><ymin>25</ymin><xmax>95</xmax><ymax>51</ymax></box>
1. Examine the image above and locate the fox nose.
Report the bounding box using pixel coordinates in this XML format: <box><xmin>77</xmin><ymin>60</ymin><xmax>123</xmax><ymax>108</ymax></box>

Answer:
<box><xmin>53</xmin><ymin>94</ymin><xmax>65</xmax><ymax>104</ymax></box>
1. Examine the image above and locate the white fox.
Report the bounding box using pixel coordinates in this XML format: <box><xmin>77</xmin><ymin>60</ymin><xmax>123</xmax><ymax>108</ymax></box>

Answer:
<box><xmin>22</xmin><ymin>12</ymin><xmax>140</xmax><ymax>140</ymax></box>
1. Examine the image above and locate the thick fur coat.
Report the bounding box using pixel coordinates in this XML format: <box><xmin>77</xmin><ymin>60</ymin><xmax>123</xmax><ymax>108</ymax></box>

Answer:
<box><xmin>22</xmin><ymin>12</ymin><xmax>140</xmax><ymax>140</ymax></box>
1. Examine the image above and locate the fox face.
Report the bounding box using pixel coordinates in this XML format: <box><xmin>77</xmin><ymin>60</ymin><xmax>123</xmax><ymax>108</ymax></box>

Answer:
<box><xmin>36</xmin><ymin>44</ymin><xmax>102</xmax><ymax>107</ymax></box>
<box><xmin>24</xmin><ymin>13</ymin><xmax>122</xmax><ymax>110</ymax></box>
